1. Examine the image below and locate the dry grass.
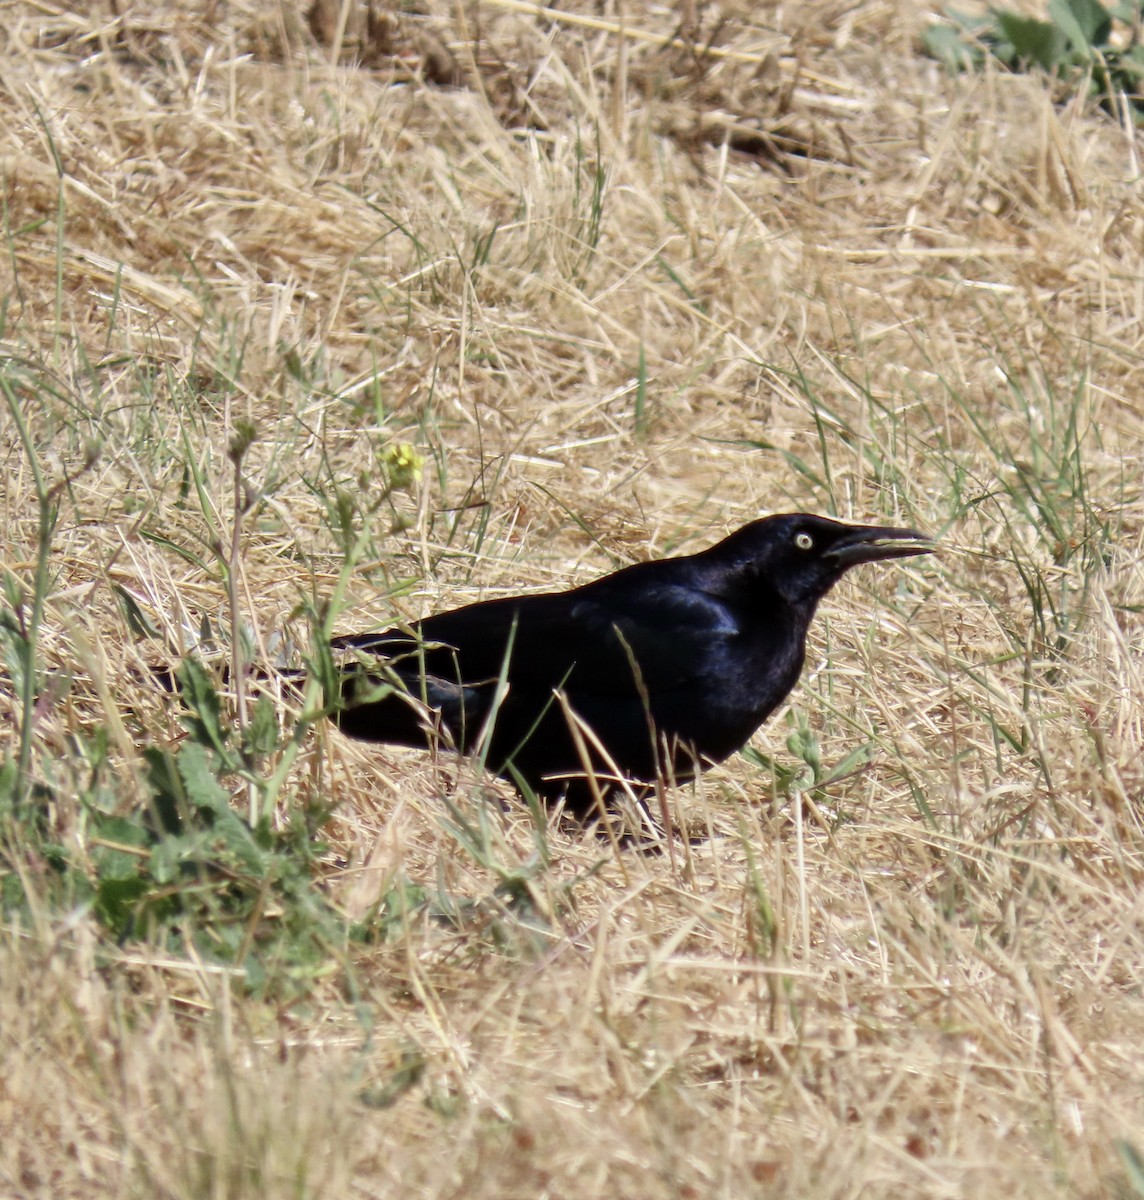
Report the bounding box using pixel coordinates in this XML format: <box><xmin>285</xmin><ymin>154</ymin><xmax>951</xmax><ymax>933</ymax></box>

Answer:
<box><xmin>2</xmin><ymin>0</ymin><xmax>1144</xmax><ymax>1196</ymax></box>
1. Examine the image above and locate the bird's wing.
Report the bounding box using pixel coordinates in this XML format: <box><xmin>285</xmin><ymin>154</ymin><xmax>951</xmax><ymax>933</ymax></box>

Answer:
<box><xmin>565</xmin><ymin>579</ymin><xmax>740</xmax><ymax>695</ymax></box>
<box><xmin>385</xmin><ymin>573</ymin><xmax>741</xmax><ymax>698</ymax></box>
<box><xmin>331</xmin><ymin>575</ymin><xmax>752</xmax><ymax>775</ymax></box>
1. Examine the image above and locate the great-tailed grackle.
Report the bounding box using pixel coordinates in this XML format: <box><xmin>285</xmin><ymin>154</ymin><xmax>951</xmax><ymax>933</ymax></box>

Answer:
<box><xmin>329</xmin><ymin>514</ymin><xmax>932</xmax><ymax>809</ymax></box>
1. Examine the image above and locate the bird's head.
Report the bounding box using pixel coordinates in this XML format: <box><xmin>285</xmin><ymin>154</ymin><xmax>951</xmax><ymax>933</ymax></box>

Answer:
<box><xmin>711</xmin><ymin>513</ymin><xmax>934</xmax><ymax>610</ymax></box>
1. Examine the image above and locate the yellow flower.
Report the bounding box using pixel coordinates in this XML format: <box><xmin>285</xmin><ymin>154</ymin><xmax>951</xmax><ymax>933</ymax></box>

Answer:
<box><xmin>381</xmin><ymin>443</ymin><xmax>424</xmax><ymax>491</ymax></box>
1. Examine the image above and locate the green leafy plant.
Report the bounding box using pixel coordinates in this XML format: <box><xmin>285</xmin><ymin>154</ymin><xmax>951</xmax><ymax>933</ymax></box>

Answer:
<box><xmin>77</xmin><ymin>661</ymin><xmax>347</xmax><ymax>995</ymax></box>
<box><xmin>0</xmin><ymin>356</ymin><xmax>440</xmax><ymax>999</ymax></box>
<box><xmin>743</xmin><ymin>707</ymin><xmax>874</xmax><ymax>824</ymax></box>
<box><xmin>926</xmin><ymin>0</ymin><xmax>1144</xmax><ymax>120</ymax></box>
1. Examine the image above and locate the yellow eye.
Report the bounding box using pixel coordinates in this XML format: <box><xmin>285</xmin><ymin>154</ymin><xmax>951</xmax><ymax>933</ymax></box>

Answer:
<box><xmin>795</xmin><ymin>532</ymin><xmax>814</xmax><ymax>551</ymax></box>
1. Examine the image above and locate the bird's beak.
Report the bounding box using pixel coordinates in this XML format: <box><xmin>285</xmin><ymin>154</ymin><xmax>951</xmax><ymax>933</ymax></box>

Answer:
<box><xmin>823</xmin><ymin>524</ymin><xmax>934</xmax><ymax>568</ymax></box>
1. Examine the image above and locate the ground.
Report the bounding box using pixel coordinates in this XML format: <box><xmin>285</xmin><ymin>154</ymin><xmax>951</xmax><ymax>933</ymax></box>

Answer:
<box><xmin>1</xmin><ymin>1</ymin><xmax>1143</xmax><ymax>1197</ymax></box>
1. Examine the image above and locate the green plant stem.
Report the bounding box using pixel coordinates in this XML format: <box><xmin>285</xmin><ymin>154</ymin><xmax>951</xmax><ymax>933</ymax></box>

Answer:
<box><xmin>228</xmin><ymin>452</ymin><xmax>251</xmax><ymax>821</ymax></box>
<box><xmin>258</xmin><ymin>520</ymin><xmax>372</xmax><ymax>820</ymax></box>
<box><xmin>1</xmin><ymin>373</ymin><xmax>58</xmax><ymax>807</ymax></box>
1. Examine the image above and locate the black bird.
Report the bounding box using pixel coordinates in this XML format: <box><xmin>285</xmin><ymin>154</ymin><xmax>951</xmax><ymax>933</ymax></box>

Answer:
<box><xmin>328</xmin><ymin>514</ymin><xmax>932</xmax><ymax>809</ymax></box>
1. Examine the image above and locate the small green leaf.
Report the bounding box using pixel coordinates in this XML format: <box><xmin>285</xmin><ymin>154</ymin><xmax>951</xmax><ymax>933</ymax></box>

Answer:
<box><xmin>137</xmin><ymin>527</ymin><xmax>211</xmax><ymax>573</ymax></box>
<box><xmin>1</xmin><ymin>571</ymin><xmax>23</xmax><ymax>610</ymax></box>
<box><xmin>113</xmin><ymin>585</ymin><xmax>162</xmax><ymax>639</ymax></box>
<box><xmin>742</xmin><ymin>746</ymin><xmax>803</xmax><ymax>793</ymax></box>
<box><xmin>0</xmin><ymin>757</ymin><xmax>18</xmax><ymax>808</ymax></box>
<box><xmin>786</xmin><ymin>723</ymin><xmax>822</xmax><ymax>778</ymax></box>
<box><xmin>244</xmin><ymin>692</ymin><xmax>279</xmax><ymax>757</ymax></box>
<box><xmin>91</xmin><ymin>815</ymin><xmax>151</xmax><ymax>881</ymax></box>
<box><xmin>819</xmin><ymin>741</ymin><xmax>873</xmax><ymax>786</ymax></box>
<box><xmin>924</xmin><ymin>22</ymin><xmax>983</xmax><ymax>71</ymax></box>
<box><xmin>175</xmin><ymin>743</ymin><xmax>267</xmax><ymax>873</ymax></box>
<box><xmin>177</xmin><ymin>741</ymin><xmax>231</xmax><ymax>815</ymax></box>
<box><xmin>996</xmin><ymin>12</ymin><xmax>1069</xmax><ymax>69</ymax></box>
<box><xmin>144</xmin><ymin>745</ymin><xmax>185</xmax><ymax>809</ymax></box>
<box><xmin>95</xmin><ymin>875</ymin><xmax>150</xmax><ymax>936</ymax></box>
<box><xmin>1053</xmin><ymin>0</ymin><xmax>1112</xmax><ymax>49</ymax></box>
<box><xmin>149</xmin><ymin>835</ymin><xmax>184</xmax><ymax>885</ymax></box>
<box><xmin>176</xmin><ymin>657</ymin><xmax>232</xmax><ymax>761</ymax></box>
<box><xmin>0</xmin><ymin>608</ymin><xmax>29</xmax><ymax>692</ymax></box>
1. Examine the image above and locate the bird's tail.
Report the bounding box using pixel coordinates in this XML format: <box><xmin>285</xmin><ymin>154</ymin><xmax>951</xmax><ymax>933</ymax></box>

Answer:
<box><xmin>144</xmin><ymin>647</ymin><xmax>446</xmax><ymax>752</ymax></box>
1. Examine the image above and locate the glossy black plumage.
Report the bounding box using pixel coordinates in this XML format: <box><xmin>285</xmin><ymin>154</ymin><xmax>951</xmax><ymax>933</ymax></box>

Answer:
<box><xmin>330</xmin><ymin>514</ymin><xmax>932</xmax><ymax>809</ymax></box>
